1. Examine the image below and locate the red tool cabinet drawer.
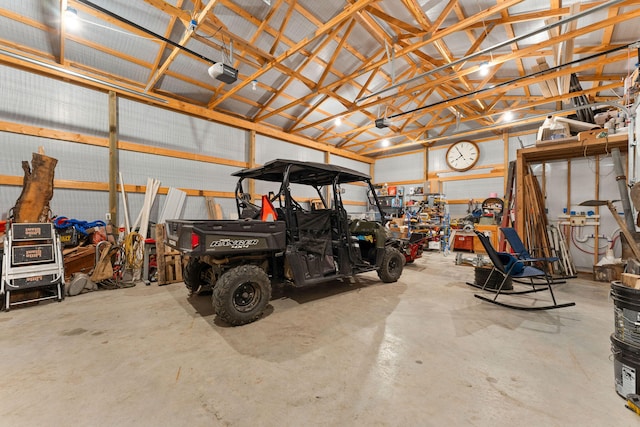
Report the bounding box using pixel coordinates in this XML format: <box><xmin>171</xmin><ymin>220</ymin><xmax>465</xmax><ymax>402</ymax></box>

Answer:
<box><xmin>453</xmin><ymin>234</ymin><xmax>474</xmax><ymax>251</ymax></box>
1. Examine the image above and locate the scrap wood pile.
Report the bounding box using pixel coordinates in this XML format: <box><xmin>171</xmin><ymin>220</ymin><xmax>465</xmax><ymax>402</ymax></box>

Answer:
<box><xmin>522</xmin><ymin>167</ymin><xmax>575</xmax><ymax>277</ymax></box>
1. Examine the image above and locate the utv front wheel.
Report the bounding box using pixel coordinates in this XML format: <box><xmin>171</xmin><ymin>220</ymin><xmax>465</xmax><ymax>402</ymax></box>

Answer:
<box><xmin>213</xmin><ymin>265</ymin><xmax>271</xmax><ymax>326</ymax></box>
<box><xmin>184</xmin><ymin>258</ymin><xmax>213</xmax><ymax>295</ymax></box>
<box><xmin>377</xmin><ymin>247</ymin><xmax>404</xmax><ymax>283</ymax></box>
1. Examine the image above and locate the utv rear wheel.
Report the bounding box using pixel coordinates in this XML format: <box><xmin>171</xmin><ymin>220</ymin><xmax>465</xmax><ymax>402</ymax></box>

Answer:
<box><xmin>213</xmin><ymin>265</ymin><xmax>271</xmax><ymax>326</ymax></box>
<box><xmin>377</xmin><ymin>247</ymin><xmax>404</xmax><ymax>283</ymax></box>
<box><xmin>184</xmin><ymin>259</ymin><xmax>213</xmax><ymax>295</ymax></box>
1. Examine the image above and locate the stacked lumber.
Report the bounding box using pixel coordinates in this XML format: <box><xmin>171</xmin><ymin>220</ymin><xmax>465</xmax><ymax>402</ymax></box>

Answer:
<box><xmin>522</xmin><ymin>169</ymin><xmax>555</xmax><ymax>271</ymax></box>
<box><xmin>205</xmin><ymin>197</ymin><xmax>223</xmax><ymax>219</ymax></box>
<box><xmin>155</xmin><ymin>223</ymin><xmax>184</xmax><ymax>286</ymax></box>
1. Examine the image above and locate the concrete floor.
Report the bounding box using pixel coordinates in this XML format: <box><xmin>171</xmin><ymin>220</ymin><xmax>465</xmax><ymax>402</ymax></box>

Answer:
<box><xmin>0</xmin><ymin>251</ymin><xmax>636</xmax><ymax>426</ymax></box>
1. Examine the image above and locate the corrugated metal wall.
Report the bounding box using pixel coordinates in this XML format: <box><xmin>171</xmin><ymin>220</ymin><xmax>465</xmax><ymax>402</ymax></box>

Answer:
<box><xmin>374</xmin><ymin>152</ymin><xmax>423</xmax><ymax>183</ymax></box>
<box><xmin>331</xmin><ymin>155</ymin><xmax>372</xmax><ymax>214</ymax></box>
<box><xmin>0</xmin><ymin>64</ymin><xmax>109</xmax><ymax>135</ymax></box>
<box><xmin>0</xmin><ymin>66</ymin><xmax>371</xmax><ymax>225</ymax></box>
<box><xmin>119</xmin><ymin>99</ymin><xmax>247</xmax><ymax>162</ymax></box>
<box><xmin>1</xmin><ymin>64</ymin><xmax>630</xmax><ymax>272</ymax></box>
<box><xmin>444</xmin><ymin>178</ymin><xmax>504</xmax><ymax>218</ymax></box>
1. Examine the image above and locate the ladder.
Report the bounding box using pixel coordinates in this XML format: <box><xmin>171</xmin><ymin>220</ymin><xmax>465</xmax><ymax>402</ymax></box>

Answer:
<box><xmin>1</xmin><ymin>223</ymin><xmax>65</xmax><ymax>311</ymax></box>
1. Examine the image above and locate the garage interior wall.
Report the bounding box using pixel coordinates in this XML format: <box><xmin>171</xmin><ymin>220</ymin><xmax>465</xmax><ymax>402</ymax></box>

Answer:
<box><xmin>0</xmin><ymin>65</ymin><xmax>371</xmax><ymax>224</ymax></box>
<box><xmin>373</xmin><ymin>132</ymin><xmax>626</xmax><ymax>271</ymax></box>
<box><xmin>0</xmin><ymin>64</ymin><xmax>630</xmax><ymax>272</ymax></box>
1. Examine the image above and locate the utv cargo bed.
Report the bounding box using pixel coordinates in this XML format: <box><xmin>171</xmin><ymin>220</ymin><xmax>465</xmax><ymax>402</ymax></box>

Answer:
<box><xmin>165</xmin><ymin>219</ymin><xmax>286</xmax><ymax>256</ymax></box>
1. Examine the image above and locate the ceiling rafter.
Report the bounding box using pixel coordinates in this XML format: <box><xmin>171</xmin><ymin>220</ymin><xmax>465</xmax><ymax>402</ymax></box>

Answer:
<box><xmin>145</xmin><ymin>0</ymin><xmax>186</xmax><ymax>90</ymax></box>
<box><xmin>253</xmin><ymin>23</ymin><xmax>347</xmax><ymax>120</ymax></box>
<box><xmin>499</xmin><ymin>8</ymin><xmax>530</xmax><ymax>98</ymax></box>
<box><xmin>145</xmin><ymin>0</ymin><xmax>217</xmax><ymax>91</ymax></box>
<box><xmin>364</xmin><ymin>5</ymin><xmax>423</xmax><ymax>35</ymax></box>
<box><xmin>208</xmin><ymin>0</ymin><xmax>379</xmax><ymax>109</ymax></box>
<box><xmin>270</xmin><ymin>0</ymin><xmax>297</xmax><ymax>56</ymax></box>
<box><xmin>1</xmin><ymin>0</ymin><xmax>638</xmax><ymax>158</ymax></box>
<box><xmin>265</xmin><ymin>0</ymin><xmax>523</xmax><ymax>127</ymax></box>
<box><xmin>355</xmin><ymin>7</ymin><xmax>640</xmax><ymax>121</ymax></box>
<box><xmin>594</xmin><ymin>4</ymin><xmax>620</xmax><ymax>90</ymax></box>
<box><xmin>335</xmin><ymin>52</ymin><xmax>630</xmax><ymax>146</ymax></box>
<box><xmin>429</xmin><ymin>0</ymin><xmax>458</xmax><ymax>34</ymax></box>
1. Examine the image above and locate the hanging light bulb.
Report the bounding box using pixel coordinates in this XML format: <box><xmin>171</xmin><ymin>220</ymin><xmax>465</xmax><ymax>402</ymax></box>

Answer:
<box><xmin>381</xmin><ymin>138</ymin><xmax>390</xmax><ymax>147</ymax></box>
<box><xmin>503</xmin><ymin>111</ymin><xmax>514</xmax><ymax>121</ymax></box>
<box><xmin>64</xmin><ymin>7</ymin><xmax>80</xmax><ymax>31</ymax></box>
<box><xmin>335</xmin><ymin>117</ymin><xmax>342</xmax><ymax>126</ymax></box>
<box><xmin>479</xmin><ymin>61</ymin><xmax>490</xmax><ymax>77</ymax></box>
<box><xmin>251</xmin><ymin>80</ymin><xmax>257</xmax><ymax>91</ymax></box>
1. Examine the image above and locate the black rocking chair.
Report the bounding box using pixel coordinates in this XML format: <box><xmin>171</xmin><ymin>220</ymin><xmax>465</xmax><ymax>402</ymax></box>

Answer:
<box><xmin>472</xmin><ymin>230</ymin><xmax>575</xmax><ymax>310</ymax></box>
<box><xmin>500</xmin><ymin>227</ymin><xmax>572</xmax><ymax>283</ymax></box>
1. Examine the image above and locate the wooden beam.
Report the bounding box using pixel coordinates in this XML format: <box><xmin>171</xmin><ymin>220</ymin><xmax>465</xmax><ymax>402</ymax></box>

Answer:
<box><xmin>108</xmin><ymin>91</ymin><xmax>118</xmax><ymax>226</ymax></box>
<box><xmin>356</xmin><ymin>5</ymin><xmax>640</xmax><ymax>117</ymax></box>
<box><xmin>270</xmin><ymin>0</ymin><xmax>297</xmax><ymax>55</ymax></box>
<box><xmin>143</xmin><ymin>0</ymin><xmax>191</xmax><ymax>27</ymax></box>
<box><xmin>145</xmin><ymin>0</ymin><xmax>218</xmax><ymax>91</ymax></box>
<box><xmin>207</xmin><ymin>0</ymin><xmax>378</xmax><ymax>109</ymax></box>
<box><xmin>59</xmin><ymin>0</ymin><xmax>67</xmax><ymax>66</ymax></box>
<box><xmin>317</xmin><ymin>20</ymin><xmax>355</xmax><ymax>88</ymax></box>
<box><xmin>0</xmin><ymin>174</ymin><xmax>236</xmax><ymax>198</ymax></box>
<box><xmin>0</xmin><ymin>47</ymin><xmax>372</xmax><ymax>163</ymax></box>
<box><xmin>429</xmin><ymin>0</ymin><xmax>457</xmax><ymax>34</ymax></box>
<box><xmin>353</xmin><ymin>59</ymin><xmax>627</xmax><ymax>154</ymax></box>
<box><xmin>145</xmin><ymin>0</ymin><xmax>186</xmax><ymax>91</ymax></box>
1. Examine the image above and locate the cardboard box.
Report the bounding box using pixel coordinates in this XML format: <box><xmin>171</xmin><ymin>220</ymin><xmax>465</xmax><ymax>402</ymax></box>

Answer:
<box><xmin>593</xmin><ymin>264</ymin><xmax>624</xmax><ymax>282</ymax></box>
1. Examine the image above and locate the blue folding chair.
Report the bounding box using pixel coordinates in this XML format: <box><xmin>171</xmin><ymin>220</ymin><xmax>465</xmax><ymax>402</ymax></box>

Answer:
<box><xmin>473</xmin><ymin>231</ymin><xmax>575</xmax><ymax>310</ymax></box>
<box><xmin>500</xmin><ymin>227</ymin><xmax>571</xmax><ymax>283</ymax></box>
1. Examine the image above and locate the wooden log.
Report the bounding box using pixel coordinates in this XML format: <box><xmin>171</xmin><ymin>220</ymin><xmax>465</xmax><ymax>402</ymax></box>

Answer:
<box><xmin>13</xmin><ymin>150</ymin><xmax>58</xmax><ymax>223</ymax></box>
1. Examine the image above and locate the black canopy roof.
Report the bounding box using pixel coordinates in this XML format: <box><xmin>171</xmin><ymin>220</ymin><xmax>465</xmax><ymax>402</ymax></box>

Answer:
<box><xmin>232</xmin><ymin>159</ymin><xmax>370</xmax><ymax>186</ymax></box>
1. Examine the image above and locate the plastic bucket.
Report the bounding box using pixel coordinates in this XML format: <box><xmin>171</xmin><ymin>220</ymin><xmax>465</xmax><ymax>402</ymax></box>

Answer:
<box><xmin>611</xmin><ymin>281</ymin><xmax>640</xmax><ymax>347</ymax></box>
<box><xmin>474</xmin><ymin>267</ymin><xmax>513</xmax><ymax>290</ymax></box>
<box><xmin>611</xmin><ymin>333</ymin><xmax>640</xmax><ymax>398</ymax></box>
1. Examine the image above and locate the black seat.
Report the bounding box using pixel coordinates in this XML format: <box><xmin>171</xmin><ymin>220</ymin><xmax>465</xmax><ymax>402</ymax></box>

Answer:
<box><xmin>472</xmin><ymin>230</ymin><xmax>575</xmax><ymax>311</ymax></box>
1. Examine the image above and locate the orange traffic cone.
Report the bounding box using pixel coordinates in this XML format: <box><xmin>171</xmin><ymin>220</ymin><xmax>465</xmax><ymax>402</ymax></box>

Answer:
<box><xmin>261</xmin><ymin>195</ymin><xmax>277</xmax><ymax>222</ymax></box>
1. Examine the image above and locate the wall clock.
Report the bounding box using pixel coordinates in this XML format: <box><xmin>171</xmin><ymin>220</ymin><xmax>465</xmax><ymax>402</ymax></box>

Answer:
<box><xmin>445</xmin><ymin>140</ymin><xmax>480</xmax><ymax>172</ymax></box>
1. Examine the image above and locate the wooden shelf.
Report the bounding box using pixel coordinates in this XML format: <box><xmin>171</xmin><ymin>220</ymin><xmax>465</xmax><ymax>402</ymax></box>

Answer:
<box><xmin>515</xmin><ymin>129</ymin><xmax>628</xmax><ymax>233</ymax></box>
<box><xmin>518</xmin><ymin>131</ymin><xmax>627</xmax><ymax>163</ymax></box>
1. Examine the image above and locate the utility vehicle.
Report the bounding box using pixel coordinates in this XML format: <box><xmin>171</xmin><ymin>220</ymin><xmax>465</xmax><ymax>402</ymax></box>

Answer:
<box><xmin>165</xmin><ymin>159</ymin><xmax>405</xmax><ymax>326</ymax></box>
